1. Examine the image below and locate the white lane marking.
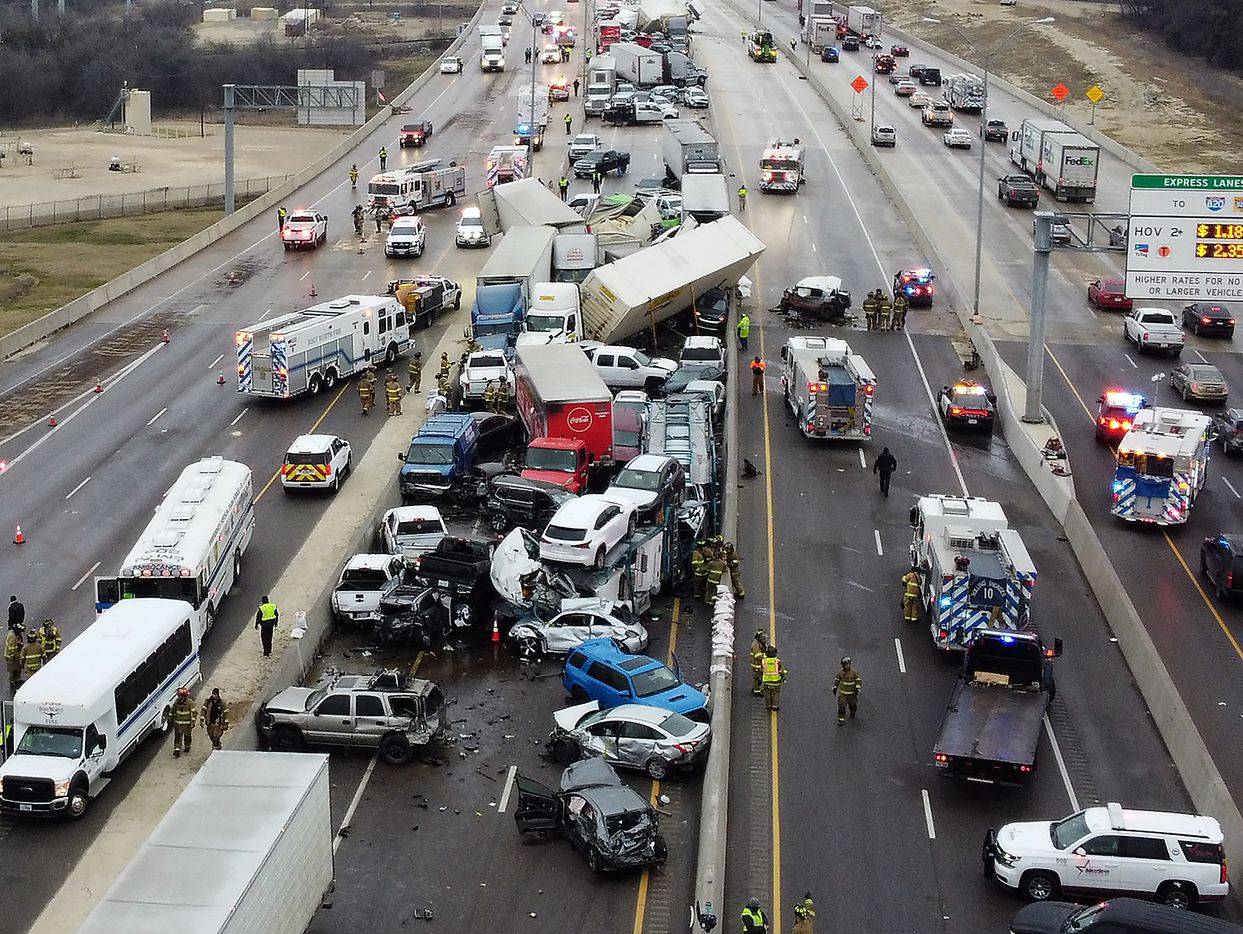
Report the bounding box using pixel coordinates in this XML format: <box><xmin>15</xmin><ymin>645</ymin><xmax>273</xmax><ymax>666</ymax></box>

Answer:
<box><xmin>0</xmin><ymin>72</ymin><xmax>463</xmax><ymax>401</ymax></box>
<box><xmin>894</xmin><ymin>637</ymin><xmax>906</xmax><ymax>674</ymax></box>
<box><xmin>0</xmin><ymin>343</ymin><xmax>164</xmax><ymax>471</ymax></box>
<box><xmin>1123</xmin><ymin>353</ymin><xmax>1137</xmax><ymax>369</ymax></box>
<box><xmin>188</xmin><ymin>303</ymin><xmax>208</xmax><ymax>315</ymax></box>
<box><xmin>847</xmin><ymin>580</ymin><xmax>874</xmax><ymax>593</ymax></box>
<box><xmin>857</xmin><ymin>449</ymin><xmax>867</xmax><ymax>469</ymax></box>
<box><xmin>299</xmin><ymin>270</ymin><xmax>311</xmax><ymax>281</ymax></box>
<box><xmin>874</xmin><ymin>529</ymin><xmax>883</xmax><ymax>555</ymax></box>
<box><xmin>259</xmin><ymin>307</ymin><xmax>273</xmax><ymax>321</ymax></box>
<box><xmin>335</xmin><ymin>753</ymin><xmax>379</xmax><ymax>855</ymax></box>
<box><xmin>146</xmin><ymin>407</ymin><xmax>167</xmax><ymax>427</ymax></box>
<box><xmin>803</xmin><ymin>215</ymin><xmax>809</xmax><ymax>224</ymax></box>
<box><xmin>905</xmin><ymin>331</ymin><xmax>969</xmax><ymax>497</ymax></box>
<box><xmin>1043</xmin><ymin>712</ymin><xmax>1080</xmax><ymax>811</ymax></box>
<box><xmin>230</xmin><ymin>407</ymin><xmax>249</xmax><ymax>426</ymax></box>
<box><xmin>71</xmin><ymin>561</ymin><xmax>101</xmax><ymax>591</ymax></box>
<box><xmin>208</xmin><ymin>353</ymin><xmax>224</xmax><ymax>369</ymax></box>
<box><xmin>362</xmin><ymin>270</ymin><xmax>373</xmax><ymax>281</ymax></box>
<box><xmin>498</xmin><ymin>765</ymin><xmax>518</xmax><ymax>813</ymax></box>
<box><xmin>1194</xmin><ymin>349</ymin><xmax>1211</xmax><ymax>364</ymax></box>
<box><xmin>64</xmin><ymin>476</ymin><xmax>91</xmax><ymax>500</ymax></box>
<box><xmin>1224</xmin><ymin>477</ymin><xmax>1241</xmax><ymax>499</ymax></box>
<box><xmin>921</xmin><ymin>789</ymin><xmax>936</xmax><ymax>840</ymax></box>
<box><xmin>811</xmin><ymin>242</ymin><xmax>817</xmax><ymax>252</ymax></box>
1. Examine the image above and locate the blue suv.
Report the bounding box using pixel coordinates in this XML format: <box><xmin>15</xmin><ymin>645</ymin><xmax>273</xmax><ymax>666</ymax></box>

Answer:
<box><xmin>563</xmin><ymin>639</ymin><xmax>709</xmax><ymax>721</ymax></box>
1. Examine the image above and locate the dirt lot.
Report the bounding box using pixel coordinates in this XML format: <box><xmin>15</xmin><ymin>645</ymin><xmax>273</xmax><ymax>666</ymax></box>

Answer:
<box><xmin>0</xmin><ymin>124</ymin><xmax>346</xmax><ymax>210</ymax></box>
<box><xmin>0</xmin><ymin>209</ymin><xmax>222</xmax><ymax>337</ymax></box>
<box><xmin>872</xmin><ymin>0</ymin><xmax>1243</xmax><ymax>173</ymax></box>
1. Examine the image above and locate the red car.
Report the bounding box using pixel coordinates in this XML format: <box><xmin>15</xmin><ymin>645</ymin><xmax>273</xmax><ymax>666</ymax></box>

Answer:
<box><xmin>1087</xmin><ymin>276</ymin><xmax>1132</xmax><ymax>312</ymax></box>
<box><xmin>890</xmin><ymin>44</ymin><xmax>909</xmax><ymax>56</ymax></box>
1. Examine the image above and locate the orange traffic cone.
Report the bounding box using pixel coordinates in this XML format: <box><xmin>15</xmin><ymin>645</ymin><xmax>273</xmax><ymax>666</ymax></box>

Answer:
<box><xmin>14</xmin><ymin>524</ymin><xmax>25</xmax><ymax>545</ymax></box>
<box><xmin>491</xmin><ymin>620</ymin><xmax>501</xmax><ymax>643</ymax></box>
<box><xmin>161</xmin><ymin>329</ymin><xmax>170</xmax><ymax>343</ymax></box>
<box><xmin>217</xmin><ymin>370</ymin><xmax>226</xmax><ymax>386</ymax></box>
<box><xmin>309</xmin><ymin>282</ymin><xmax>318</xmax><ymax>298</ymax></box>
<box><xmin>94</xmin><ymin>380</ymin><xmax>103</xmax><ymax>394</ymax></box>
<box><xmin>47</xmin><ymin>415</ymin><xmax>57</xmax><ymax>428</ymax></box>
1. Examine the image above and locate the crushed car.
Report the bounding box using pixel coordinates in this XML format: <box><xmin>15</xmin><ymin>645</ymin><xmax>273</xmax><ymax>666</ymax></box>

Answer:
<box><xmin>777</xmin><ymin>275</ymin><xmax>853</xmax><ymax>322</ymax></box>
<box><xmin>546</xmin><ymin>701</ymin><xmax>710</xmax><ymax>778</ymax></box>
<box><xmin>513</xmin><ymin>757</ymin><xmax>668</xmax><ymax>872</ymax></box>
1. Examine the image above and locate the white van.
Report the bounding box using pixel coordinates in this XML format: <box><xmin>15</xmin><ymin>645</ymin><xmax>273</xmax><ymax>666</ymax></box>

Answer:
<box><xmin>0</xmin><ymin>599</ymin><xmax>199</xmax><ymax>820</ymax></box>
<box><xmin>516</xmin><ymin>283</ymin><xmax>582</xmax><ymax>347</ymax></box>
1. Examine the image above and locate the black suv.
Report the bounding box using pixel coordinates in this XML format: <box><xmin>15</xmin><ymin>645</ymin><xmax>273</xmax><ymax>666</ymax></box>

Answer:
<box><xmin>1182</xmin><ymin>301</ymin><xmax>1236</xmax><ymax>339</ymax></box>
<box><xmin>1200</xmin><ymin>533</ymin><xmax>1243</xmax><ymax>599</ymax></box>
<box><xmin>574</xmin><ymin>148</ymin><xmax>631</xmax><ymax>178</ymax></box>
<box><xmin>485</xmin><ymin>473</ymin><xmax>574</xmax><ymax>533</ymax></box>
<box><xmin>1012</xmin><ymin>897</ymin><xmax>1243</xmax><ymax>934</ymax></box>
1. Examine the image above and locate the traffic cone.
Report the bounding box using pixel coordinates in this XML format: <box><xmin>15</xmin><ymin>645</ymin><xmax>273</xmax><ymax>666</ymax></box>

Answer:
<box><xmin>161</xmin><ymin>329</ymin><xmax>170</xmax><ymax>343</ymax></box>
<box><xmin>47</xmin><ymin>415</ymin><xmax>57</xmax><ymax>428</ymax></box>
<box><xmin>13</xmin><ymin>524</ymin><xmax>25</xmax><ymax>545</ymax></box>
<box><xmin>491</xmin><ymin>620</ymin><xmax>500</xmax><ymax>643</ymax></box>
<box><xmin>309</xmin><ymin>282</ymin><xmax>318</xmax><ymax>298</ymax></box>
<box><xmin>217</xmin><ymin>370</ymin><xmax>226</xmax><ymax>386</ymax></box>
<box><xmin>94</xmin><ymin>380</ymin><xmax>103</xmax><ymax>394</ymax></box>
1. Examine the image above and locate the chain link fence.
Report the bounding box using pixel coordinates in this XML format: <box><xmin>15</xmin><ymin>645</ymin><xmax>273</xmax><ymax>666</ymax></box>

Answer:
<box><xmin>0</xmin><ymin>175</ymin><xmax>293</xmax><ymax>231</ymax></box>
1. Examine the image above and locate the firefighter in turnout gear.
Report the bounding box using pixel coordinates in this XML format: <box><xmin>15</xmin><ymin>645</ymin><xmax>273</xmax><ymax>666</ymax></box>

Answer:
<box><xmin>891</xmin><ymin>292</ymin><xmax>909</xmax><ymax>330</ymax></box>
<box><xmin>358</xmin><ymin>374</ymin><xmax>375</xmax><ymax>415</ymax></box>
<box><xmin>171</xmin><ymin>686</ymin><xmax>195</xmax><ymax>758</ymax></box>
<box><xmin>876</xmin><ymin>290</ymin><xmax>893</xmax><ymax>331</ymax></box>
<box><xmin>834</xmin><ymin>656</ymin><xmax>862</xmax><ymax>723</ymax></box>
<box><xmin>723</xmin><ymin>541</ymin><xmax>745</xmax><ymax>599</ymax></box>
<box><xmin>438</xmin><ymin>352</ymin><xmax>451</xmax><ymax>381</ymax></box>
<box><xmin>495</xmin><ymin>379</ymin><xmax>510</xmax><ymax>412</ymax></box>
<box><xmin>483</xmin><ymin>380</ymin><xmax>497</xmax><ymax>411</ymax></box>
<box><xmin>761</xmin><ymin>646</ymin><xmax>786</xmax><ymax>711</ymax></box>
<box><xmin>408</xmin><ymin>352</ymin><xmax>423</xmax><ymax>392</ymax></box>
<box><xmin>704</xmin><ymin>551</ymin><xmax>727</xmax><ymax>605</ymax></box>
<box><xmin>37</xmin><ymin>619</ymin><xmax>61</xmax><ymax>660</ymax></box>
<box><xmin>901</xmin><ymin>566</ymin><xmax>922</xmax><ymax>622</ymax></box>
<box><xmin>385</xmin><ymin>372</ymin><xmax>403</xmax><ymax>416</ymax></box>
<box><xmin>20</xmin><ymin>629</ymin><xmax>45</xmax><ymax>679</ymax></box>
<box><xmin>793</xmin><ymin>894</ymin><xmax>817</xmax><ymax>934</ymax></box>
<box><xmin>437</xmin><ymin>371</ymin><xmax>452</xmax><ymax>398</ymax></box>
<box><xmin>201</xmin><ymin>687</ymin><xmax>228</xmax><ymax>750</ymax></box>
<box><xmin>5</xmin><ymin>627</ymin><xmax>23</xmax><ymax>692</ymax></box>
<box><xmin>749</xmin><ymin>629</ymin><xmax>768</xmax><ymax>696</ymax></box>
<box><xmin>863</xmin><ymin>289</ymin><xmax>881</xmax><ymax>330</ymax></box>
<box><xmin>690</xmin><ymin>542</ymin><xmax>709</xmax><ymax>599</ymax></box>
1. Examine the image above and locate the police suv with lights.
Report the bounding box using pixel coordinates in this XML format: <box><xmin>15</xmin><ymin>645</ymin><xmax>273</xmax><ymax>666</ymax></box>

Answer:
<box><xmin>936</xmin><ymin>380</ymin><xmax>995</xmax><ymax>430</ymax></box>
<box><xmin>894</xmin><ymin>267</ymin><xmax>936</xmax><ymax>307</ymax></box>
<box><xmin>985</xmin><ymin>803</ymin><xmax>1229</xmax><ymax>909</ymax></box>
<box><xmin>1095</xmin><ymin>389</ymin><xmax>1147</xmax><ymax>444</ymax></box>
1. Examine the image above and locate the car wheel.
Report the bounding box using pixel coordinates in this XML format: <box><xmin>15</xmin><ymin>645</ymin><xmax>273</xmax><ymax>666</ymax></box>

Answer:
<box><xmin>454</xmin><ymin>292</ymin><xmax>462</xmax><ymax>310</ymax></box>
<box><xmin>159</xmin><ymin>705</ymin><xmax>172</xmax><ymax>733</ymax></box>
<box><xmin>270</xmin><ymin>726</ymin><xmax>304</xmax><ymax>752</ymax></box>
<box><xmin>379</xmin><ymin>733</ymin><xmax>415</xmax><ymax>766</ymax></box>
<box><xmin>593</xmin><ymin>547</ymin><xmax>606</xmax><ymax>569</ymax></box>
<box><xmin>308</xmin><ymin>374</ymin><xmax>323</xmax><ymax>395</ymax></box>
<box><xmin>333</xmin><ymin>472</ymin><xmax>340</xmax><ymax>492</ymax></box>
<box><xmin>1021</xmin><ymin>871</ymin><xmax>1058</xmax><ymax>902</ymax></box>
<box><xmin>66</xmin><ymin>783</ymin><xmax>89</xmax><ymax>820</ymax></box>
<box><xmin>323</xmin><ymin>369</ymin><xmax>337</xmax><ymax>391</ymax></box>
<box><xmin>587</xmin><ymin>847</ymin><xmax>604</xmax><ymax>873</ymax></box>
<box><xmin>385</xmin><ymin>344</ymin><xmax>398</xmax><ymax>366</ymax></box>
<box><xmin>1157</xmin><ymin>882</ymin><xmax>1196</xmax><ymax>910</ymax></box>
<box><xmin>627</xmin><ymin>515</ymin><xmax>637</xmax><ymax>535</ymax></box>
<box><xmin>446</xmin><ymin>192</ymin><xmax>456</xmax><ymax>207</ymax></box>
<box><xmin>489</xmin><ymin>510</ymin><xmax>510</xmax><ymax>533</ymax></box>
<box><xmin>645</xmin><ymin>758</ymin><xmax>668</xmax><ymax>780</ymax></box>
<box><xmin>234</xmin><ymin>552</ymin><xmax>243</xmax><ymax>582</ymax></box>
<box><xmin>570</xmin><ymin>687</ymin><xmax>589</xmax><ymax>704</ymax></box>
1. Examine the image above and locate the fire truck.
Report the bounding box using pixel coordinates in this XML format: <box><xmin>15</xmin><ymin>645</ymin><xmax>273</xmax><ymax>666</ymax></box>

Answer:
<box><xmin>367</xmin><ymin>160</ymin><xmax>466</xmax><ymax>214</ymax></box>
<box><xmin>485</xmin><ymin>146</ymin><xmax>530</xmax><ymax>189</ymax></box>
<box><xmin>1111</xmin><ymin>407</ymin><xmax>1212</xmax><ymax>526</ymax></box>
<box><xmin>779</xmin><ymin>336</ymin><xmax>875</xmax><ymax>440</ymax></box>
<box><xmin>759</xmin><ymin>139</ymin><xmax>805</xmax><ymax>192</ymax></box>
<box><xmin>910</xmin><ymin>495</ymin><xmax>1037</xmax><ymax>651</ymax></box>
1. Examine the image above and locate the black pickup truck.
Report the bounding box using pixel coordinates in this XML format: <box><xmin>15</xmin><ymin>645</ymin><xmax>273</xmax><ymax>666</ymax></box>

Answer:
<box><xmin>933</xmin><ymin>629</ymin><xmax>1061</xmax><ymax>785</ymax></box>
<box><xmin>998</xmin><ymin>174</ymin><xmax>1040</xmax><ymax>208</ymax></box>
<box><xmin>412</xmin><ymin>536</ymin><xmax>494</xmax><ymax>600</ymax></box>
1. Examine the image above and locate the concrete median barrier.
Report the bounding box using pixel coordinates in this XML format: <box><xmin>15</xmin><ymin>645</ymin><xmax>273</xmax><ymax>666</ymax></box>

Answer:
<box><xmin>0</xmin><ymin>3</ymin><xmax>487</xmax><ymax>363</ymax></box>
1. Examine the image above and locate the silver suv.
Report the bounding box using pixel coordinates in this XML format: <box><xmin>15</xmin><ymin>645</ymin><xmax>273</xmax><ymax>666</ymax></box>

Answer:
<box><xmin>256</xmin><ymin>668</ymin><xmax>447</xmax><ymax>765</ymax></box>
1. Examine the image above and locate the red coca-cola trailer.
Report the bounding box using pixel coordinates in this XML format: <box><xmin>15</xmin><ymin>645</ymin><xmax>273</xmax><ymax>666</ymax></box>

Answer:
<box><xmin>514</xmin><ymin>344</ymin><xmax>614</xmax><ymax>467</ymax></box>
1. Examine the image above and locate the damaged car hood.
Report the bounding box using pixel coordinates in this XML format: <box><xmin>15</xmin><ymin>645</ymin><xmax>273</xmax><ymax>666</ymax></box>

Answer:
<box><xmin>490</xmin><ymin>528</ymin><xmax>543</xmax><ymax>607</ymax></box>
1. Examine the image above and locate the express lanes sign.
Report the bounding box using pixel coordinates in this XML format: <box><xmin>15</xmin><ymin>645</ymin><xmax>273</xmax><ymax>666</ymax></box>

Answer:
<box><xmin>1126</xmin><ymin>174</ymin><xmax>1243</xmax><ymax>302</ymax></box>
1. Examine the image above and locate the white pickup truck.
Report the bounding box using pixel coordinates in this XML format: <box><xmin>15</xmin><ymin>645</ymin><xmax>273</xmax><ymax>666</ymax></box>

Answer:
<box><xmin>1124</xmin><ymin>307</ymin><xmax>1185</xmax><ymax>356</ymax></box>
<box><xmin>331</xmin><ymin>554</ymin><xmax>405</xmax><ymax>625</ymax></box>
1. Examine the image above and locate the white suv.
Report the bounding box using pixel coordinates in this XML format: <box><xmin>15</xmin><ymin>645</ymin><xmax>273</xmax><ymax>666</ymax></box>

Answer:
<box><xmin>386</xmin><ymin>216</ymin><xmax>426</xmax><ymax>258</ymax></box>
<box><xmin>986</xmin><ymin>803</ymin><xmax>1229</xmax><ymax>909</ymax></box>
<box><xmin>282</xmin><ymin>433</ymin><xmax>352</xmax><ymax>492</ymax></box>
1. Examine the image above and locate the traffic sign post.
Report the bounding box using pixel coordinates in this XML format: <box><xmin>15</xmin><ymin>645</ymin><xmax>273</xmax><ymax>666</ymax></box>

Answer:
<box><xmin>1085</xmin><ymin>84</ymin><xmax>1103</xmax><ymax>124</ymax></box>
<box><xmin>850</xmin><ymin>75</ymin><xmax>868</xmax><ymax>121</ymax></box>
<box><xmin>1050</xmin><ymin>82</ymin><xmax>1069</xmax><ymax>119</ymax></box>
<box><xmin>1125</xmin><ymin>174</ymin><xmax>1243</xmax><ymax>302</ymax></box>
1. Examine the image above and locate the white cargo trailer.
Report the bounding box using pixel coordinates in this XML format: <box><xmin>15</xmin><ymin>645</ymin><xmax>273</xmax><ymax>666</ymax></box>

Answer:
<box><xmin>78</xmin><ymin>751</ymin><xmax>332</xmax><ymax>934</ymax></box>
<box><xmin>611</xmin><ymin>41</ymin><xmax>664</xmax><ymax>86</ymax></box>
<box><xmin>1039</xmin><ymin>132</ymin><xmax>1100</xmax><ymax>203</ymax></box>
<box><xmin>477</xmin><ymin>178</ymin><xmax>586</xmax><ymax>237</ymax></box>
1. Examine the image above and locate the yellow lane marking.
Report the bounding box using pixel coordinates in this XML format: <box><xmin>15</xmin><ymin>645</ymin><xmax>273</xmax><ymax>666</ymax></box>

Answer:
<box><xmin>1042</xmin><ymin>346</ymin><xmax>1243</xmax><ymax>664</ymax></box>
<box><xmin>253</xmin><ymin>381</ymin><xmax>352</xmax><ymax>503</ymax></box>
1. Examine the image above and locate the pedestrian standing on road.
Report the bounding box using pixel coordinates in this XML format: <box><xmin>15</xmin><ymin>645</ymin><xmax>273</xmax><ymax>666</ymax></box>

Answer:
<box><xmin>741</xmin><ymin>898</ymin><xmax>769</xmax><ymax>934</ymax></box>
<box><xmin>408</xmin><ymin>351</ymin><xmax>423</xmax><ymax>392</ymax></box>
<box><xmin>834</xmin><ymin>656</ymin><xmax>862</xmax><ymax>724</ymax></box>
<box><xmin>379</xmin><ymin>146</ymin><xmax>388</xmax><ymax>171</ymax></box>
<box><xmin>573</xmin><ymin>78</ymin><xmax>580</xmax><ymax>96</ymax></box>
<box><xmin>171</xmin><ymin>687</ymin><xmax>195</xmax><ymax>758</ymax></box>
<box><xmin>736</xmin><ymin>312</ymin><xmax>751</xmax><ymax>351</ymax></box>
<box><xmin>5</xmin><ymin>627</ymin><xmax>22</xmax><ymax>693</ymax></box>
<box><xmin>793</xmin><ymin>894</ymin><xmax>816</xmax><ymax>934</ymax></box>
<box><xmin>591</xmin><ymin>169</ymin><xmax>602</xmax><ymax>194</ymax></box>
<box><xmin>749</xmin><ymin>629</ymin><xmax>767</xmax><ymax>696</ymax></box>
<box><xmin>901</xmin><ymin>566</ymin><xmax>922</xmax><ymax>622</ymax></box>
<box><xmin>561</xmin><ymin>45</ymin><xmax>570</xmax><ymax>62</ymax></box>
<box><xmin>558</xmin><ymin>176</ymin><xmax>569</xmax><ymax>201</ymax></box>
<box><xmin>201</xmin><ymin>688</ymin><xmax>228</xmax><ymax>750</ymax></box>
<box><xmin>255</xmin><ymin>596</ymin><xmax>278</xmax><ymax>658</ymax></box>
<box><xmin>564</xmin><ymin>112</ymin><xmax>573</xmax><ymax>135</ymax></box>
<box><xmin>790</xmin><ymin>36</ymin><xmax>797</xmax><ymax>52</ymax></box>
<box><xmin>483</xmin><ymin>379</ymin><xmax>497</xmax><ymax>412</ymax></box>
<box><xmin>385</xmin><ymin>372</ymin><xmax>403</xmax><ymax>416</ymax></box>
<box><xmin>277</xmin><ymin>206</ymin><xmax>288</xmax><ymax>230</ymax></box>
<box><xmin>750</xmin><ymin>355</ymin><xmax>766</xmax><ymax>396</ymax></box>
<box><xmin>438</xmin><ymin>351</ymin><xmax>451</xmax><ymax>380</ymax></box>
<box><xmin>7</xmin><ymin>595</ymin><xmax>24</xmax><ymax>633</ymax></box>
<box><xmin>873</xmin><ymin>445</ymin><xmax>897</xmax><ymax>497</ymax></box>
<box><xmin>761</xmin><ymin>646</ymin><xmax>786</xmax><ymax>711</ymax></box>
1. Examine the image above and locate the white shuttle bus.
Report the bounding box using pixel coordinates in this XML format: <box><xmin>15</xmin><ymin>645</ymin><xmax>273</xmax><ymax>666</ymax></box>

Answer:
<box><xmin>95</xmin><ymin>456</ymin><xmax>254</xmax><ymax>640</ymax></box>
<box><xmin>0</xmin><ymin>599</ymin><xmax>200</xmax><ymax>819</ymax></box>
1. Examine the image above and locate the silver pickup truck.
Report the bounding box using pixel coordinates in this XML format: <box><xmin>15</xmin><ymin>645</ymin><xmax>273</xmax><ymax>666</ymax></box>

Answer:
<box><xmin>330</xmin><ymin>553</ymin><xmax>405</xmax><ymax>625</ymax></box>
<box><xmin>256</xmin><ymin>668</ymin><xmax>448</xmax><ymax>765</ymax></box>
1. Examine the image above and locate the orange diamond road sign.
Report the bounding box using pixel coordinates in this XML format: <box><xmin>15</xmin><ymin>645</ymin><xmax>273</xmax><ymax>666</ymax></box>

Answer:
<box><xmin>851</xmin><ymin>75</ymin><xmax>869</xmax><ymax>93</ymax></box>
<box><xmin>1085</xmin><ymin>84</ymin><xmax>1104</xmax><ymax>104</ymax></box>
<box><xmin>1050</xmin><ymin>83</ymin><xmax>1069</xmax><ymax>102</ymax></box>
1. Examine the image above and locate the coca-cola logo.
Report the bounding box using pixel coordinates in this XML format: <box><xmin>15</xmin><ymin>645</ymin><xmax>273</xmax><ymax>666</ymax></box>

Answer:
<box><xmin>566</xmin><ymin>406</ymin><xmax>594</xmax><ymax>432</ymax></box>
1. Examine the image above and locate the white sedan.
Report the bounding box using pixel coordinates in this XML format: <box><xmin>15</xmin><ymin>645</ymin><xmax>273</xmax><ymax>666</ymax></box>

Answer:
<box><xmin>540</xmin><ymin>495</ymin><xmax>637</xmax><ymax>567</ymax></box>
<box><xmin>943</xmin><ymin>127</ymin><xmax>974</xmax><ymax>148</ymax></box>
<box><xmin>508</xmin><ymin>600</ymin><xmax>648</xmax><ymax>656</ymax></box>
<box><xmin>681</xmin><ymin>86</ymin><xmax>709</xmax><ymax>108</ymax></box>
<box><xmin>439</xmin><ymin>56</ymin><xmax>464</xmax><ymax>73</ymax></box>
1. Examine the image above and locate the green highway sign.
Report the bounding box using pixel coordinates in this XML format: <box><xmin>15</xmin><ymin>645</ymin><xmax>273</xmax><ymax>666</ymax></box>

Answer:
<box><xmin>1131</xmin><ymin>174</ymin><xmax>1243</xmax><ymax>190</ymax></box>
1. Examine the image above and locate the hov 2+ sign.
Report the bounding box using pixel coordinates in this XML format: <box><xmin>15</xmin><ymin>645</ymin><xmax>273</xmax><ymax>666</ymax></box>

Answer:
<box><xmin>1125</xmin><ymin>174</ymin><xmax>1243</xmax><ymax>302</ymax></box>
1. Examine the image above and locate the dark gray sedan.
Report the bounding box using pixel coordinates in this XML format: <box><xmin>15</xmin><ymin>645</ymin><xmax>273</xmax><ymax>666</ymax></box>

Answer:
<box><xmin>1170</xmin><ymin>363</ymin><xmax>1229</xmax><ymax>404</ymax></box>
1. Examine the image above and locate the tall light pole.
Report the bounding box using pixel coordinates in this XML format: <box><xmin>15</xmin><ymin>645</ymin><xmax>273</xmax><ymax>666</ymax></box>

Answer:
<box><xmin>923</xmin><ymin>15</ymin><xmax>1054</xmax><ymax>319</ymax></box>
<box><xmin>868</xmin><ymin>13</ymin><xmax>882</xmax><ymax>142</ymax></box>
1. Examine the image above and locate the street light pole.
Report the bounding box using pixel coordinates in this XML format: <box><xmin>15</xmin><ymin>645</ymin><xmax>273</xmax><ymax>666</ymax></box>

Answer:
<box><xmin>1024</xmin><ymin>212</ymin><xmax>1053</xmax><ymax>424</ymax></box>
<box><xmin>868</xmin><ymin>14</ymin><xmax>881</xmax><ymax>141</ymax></box>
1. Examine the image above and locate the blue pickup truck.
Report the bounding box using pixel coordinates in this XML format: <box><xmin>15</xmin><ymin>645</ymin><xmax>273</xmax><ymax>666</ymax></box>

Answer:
<box><xmin>400</xmin><ymin>413</ymin><xmax>481</xmax><ymax>502</ymax></box>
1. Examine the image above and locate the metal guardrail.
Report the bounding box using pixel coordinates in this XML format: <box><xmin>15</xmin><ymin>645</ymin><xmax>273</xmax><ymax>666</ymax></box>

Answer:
<box><xmin>0</xmin><ymin>175</ymin><xmax>292</xmax><ymax>231</ymax></box>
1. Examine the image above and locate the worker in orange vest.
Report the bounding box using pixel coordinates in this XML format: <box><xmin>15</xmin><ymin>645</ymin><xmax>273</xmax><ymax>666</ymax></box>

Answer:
<box><xmin>750</xmin><ymin>356</ymin><xmax>766</xmax><ymax>396</ymax></box>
